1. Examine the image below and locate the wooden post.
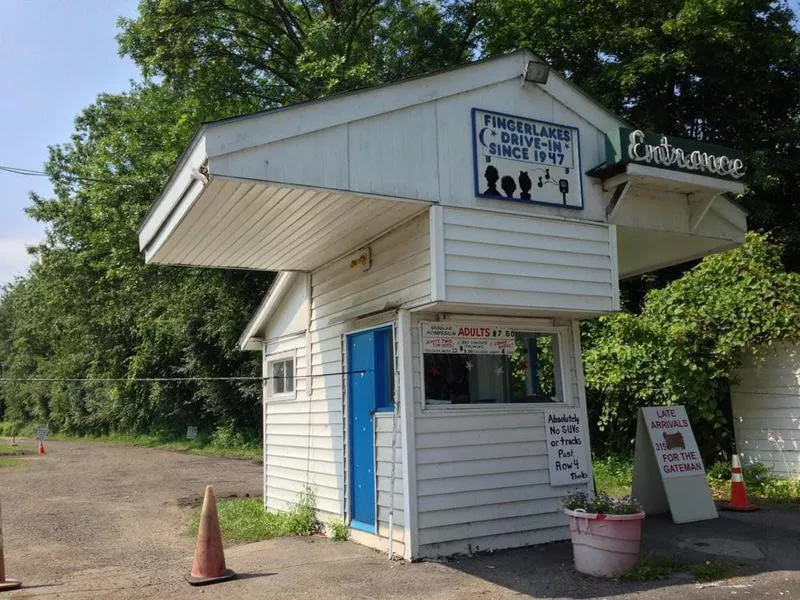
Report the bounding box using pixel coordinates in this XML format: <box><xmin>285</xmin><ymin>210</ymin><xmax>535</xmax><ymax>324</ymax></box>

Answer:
<box><xmin>0</xmin><ymin>497</ymin><xmax>22</xmax><ymax>590</ymax></box>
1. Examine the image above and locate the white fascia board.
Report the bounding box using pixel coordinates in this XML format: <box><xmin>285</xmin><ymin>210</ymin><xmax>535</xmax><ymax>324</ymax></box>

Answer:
<box><xmin>238</xmin><ymin>272</ymin><xmax>300</xmax><ymax>351</ymax></box>
<box><xmin>204</xmin><ymin>52</ymin><xmax>537</xmax><ymax>158</ymax></box>
<box><xmin>627</xmin><ymin>162</ymin><xmax>746</xmax><ymax>195</ymax></box>
<box><xmin>139</xmin><ymin>132</ymin><xmax>208</xmax><ymax>251</ymax></box>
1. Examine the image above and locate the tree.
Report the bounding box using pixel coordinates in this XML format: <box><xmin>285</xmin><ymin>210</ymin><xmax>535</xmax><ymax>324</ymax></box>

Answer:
<box><xmin>0</xmin><ymin>84</ymin><xmax>272</xmax><ymax>436</ymax></box>
<box><xmin>117</xmin><ymin>0</ymin><xmax>480</xmax><ymax>107</ymax></box>
<box><xmin>583</xmin><ymin>233</ymin><xmax>800</xmax><ymax>459</ymax></box>
<box><xmin>482</xmin><ymin>0</ymin><xmax>800</xmax><ymax>271</ymax></box>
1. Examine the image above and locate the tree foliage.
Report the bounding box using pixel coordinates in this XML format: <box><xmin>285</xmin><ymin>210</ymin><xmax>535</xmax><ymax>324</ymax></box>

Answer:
<box><xmin>483</xmin><ymin>0</ymin><xmax>800</xmax><ymax>272</ymax></box>
<box><xmin>584</xmin><ymin>233</ymin><xmax>800</xmax><ymax>459</ymax></box>
<box><xmin>0</xmin><ymin>84</ymin><xmax>271</xmax><ymax>435</ymax></box>
<box><xmin>117</xmin><ymin>0</ymin><xmax>480</xmax><ymax>106</ymax></box>
<box><xmin>3</xmin><ymin>0</ymin><xmax>800</xmax><ymax>449</ymax></box>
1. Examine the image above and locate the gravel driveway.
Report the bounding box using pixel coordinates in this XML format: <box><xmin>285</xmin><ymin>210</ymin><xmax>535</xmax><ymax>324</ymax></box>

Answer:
<box><xmin>1</xmin><ymin>439</ymin><xmax>261</xmax><ymax>597</ymax></box>
<box><xmin>1</xmin><ymin>439</ymin><xmax>798</xmax><ymax>600</ymax></box>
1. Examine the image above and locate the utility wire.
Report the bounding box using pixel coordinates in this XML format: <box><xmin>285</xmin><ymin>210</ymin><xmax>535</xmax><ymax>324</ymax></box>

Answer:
<box><xmin>0</xmin><ymin>164</ymin><xmax>144</xmax><ymax>187</ymax></box>
<box><xmin>0</xmin><ymin>370</ymin><xmax>367</xmax><ymax>383</ymax></box>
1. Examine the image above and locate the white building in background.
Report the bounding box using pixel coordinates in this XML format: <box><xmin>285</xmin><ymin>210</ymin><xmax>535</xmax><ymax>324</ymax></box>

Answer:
<box><xmin>732</xmin><ymin>343</ymin><xmax>800</xmax><ymax>478</ymax></box>
<box><xmin>138</xmin><ymin>50</ymin><xmax>747</xmax><ymax>559</ymax></box>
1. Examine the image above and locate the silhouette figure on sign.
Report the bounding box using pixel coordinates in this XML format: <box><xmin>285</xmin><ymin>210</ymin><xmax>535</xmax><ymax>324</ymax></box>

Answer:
<box><xmin>501</xmin><ymin>175</ymin><xmax>517</xmax><ymax>198</ymax></box>
<box><xmin>519</xmin><ymin>171</ymin><xmax>532</xmax><ymax>199</ymax></box>
<box><xmin>483</xmin><ymin>166</ymin><xmax>502</xmax><ymax>196</ymax></box>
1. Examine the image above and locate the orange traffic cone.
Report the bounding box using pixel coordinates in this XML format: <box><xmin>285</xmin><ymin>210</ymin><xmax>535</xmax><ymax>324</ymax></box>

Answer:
<box><xmin>0</xmin><ymin>498</ymin><xmax>22</xmax><ymax>591</ymax></box>
<box><xmin>720</xmin><ymin>454</ymin><xmax>759</xmax><ymax>512</ymax></box>
<box><xmin>37</xmin><ymin>440</ymin><xmax>45</xmax><ymax>455</ymax></box>
<box><xmin>186</xmin><ymin>485</ymin><xmax>235</xmax><ymax>586</ymax></box>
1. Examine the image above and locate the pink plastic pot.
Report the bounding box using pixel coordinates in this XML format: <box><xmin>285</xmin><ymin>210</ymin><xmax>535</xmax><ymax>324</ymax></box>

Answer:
<box><xmin>564</xmin><ymin>508</ymin><xmax>646</xmax><ymax>577</ymax></box>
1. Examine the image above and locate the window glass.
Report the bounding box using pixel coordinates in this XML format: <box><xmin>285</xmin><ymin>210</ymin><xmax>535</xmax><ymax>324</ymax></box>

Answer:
<box><xmin>423</xmin><ymin>331</ymin><xmax>563</xmax><ymax>406</ymax></box>
<box><xmin>271</xmin><ymin>358</ymin><xmax>294</xmax><ymax>395</ymax></box>
<box><xmin>374</xmin><ymin>327</ymin><xmax>395</xmax><ymax>410</ymax></box>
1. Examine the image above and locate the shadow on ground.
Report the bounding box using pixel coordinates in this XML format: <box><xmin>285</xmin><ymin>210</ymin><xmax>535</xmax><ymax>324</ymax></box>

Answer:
<box><xmin>440</xmin><ymin>506</ymin><xmax>799</xmax><ymax>598</ymax></box>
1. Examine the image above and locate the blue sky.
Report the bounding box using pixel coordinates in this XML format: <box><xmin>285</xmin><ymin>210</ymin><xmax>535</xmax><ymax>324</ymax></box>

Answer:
<box><xmin>0</xmin><ymin>0</ymin><xmax>140</xmax><ymax>286</ymax></box>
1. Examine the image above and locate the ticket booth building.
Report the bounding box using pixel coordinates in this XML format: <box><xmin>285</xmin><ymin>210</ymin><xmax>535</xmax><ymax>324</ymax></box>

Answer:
<box><xmin>138</xmin><ymin>50</ymin><xmax>747</xmax><ymax>559</ymax></box>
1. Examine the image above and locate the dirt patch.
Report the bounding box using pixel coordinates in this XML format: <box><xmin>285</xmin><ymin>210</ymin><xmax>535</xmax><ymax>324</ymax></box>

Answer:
<box><xmin>1</xmin><ymin>439</ymin><xmax>261</xmax><ymax>593</ymax></box>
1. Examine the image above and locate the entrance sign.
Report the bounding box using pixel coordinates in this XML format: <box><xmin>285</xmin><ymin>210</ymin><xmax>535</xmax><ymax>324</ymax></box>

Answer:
<box><xmin>421</xmin><ymin>321</ymin><xmax>516</xmax><ymax>355</ymax></box>
<box><xmin>544</xmin><ymin>408</ymin><xmax>590</xmax><ymax>486</ymax></box>
<box><xmin>621</xmin><ymin>128</ymin><xmax>745</xmax><ymax>181</ymax></box>
<box><xmin>472</xmin><ymin>108</ymin><xmax>583</xmax><ymax>209</ymax></box>
<box><xmin>632</xmin><ymin>406</ymin><xmax>717</xmax><ymax>523</ymax></box>
<box><xmin>35</xmin><ymin>428</ymin><xmax>48</xmax><ymax>441</ymax></box>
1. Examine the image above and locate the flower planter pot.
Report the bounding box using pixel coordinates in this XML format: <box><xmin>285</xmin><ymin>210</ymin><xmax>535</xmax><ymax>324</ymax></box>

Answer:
<box><xmin>564</xmin><ymin>508</ymin><xmax>646</xmax><ymax>577</ymax></box>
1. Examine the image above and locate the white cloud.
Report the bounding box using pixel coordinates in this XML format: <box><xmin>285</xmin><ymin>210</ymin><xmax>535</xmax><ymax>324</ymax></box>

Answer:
<box><xmin>0</xmin><ymin>237</ymin><xmax>40</xmax><ymax>287</ymax></box>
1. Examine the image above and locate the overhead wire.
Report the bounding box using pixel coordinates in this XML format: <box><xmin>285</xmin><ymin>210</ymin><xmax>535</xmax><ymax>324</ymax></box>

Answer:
<box><xmin>0</xmin><ymin>163</ymin><xmax>143</xmax><ymax>186</ymax></box>
<box><xmin>0</xmin><ymin>370</ymin><xmax>367</xmax><ymax>384</ymax></box>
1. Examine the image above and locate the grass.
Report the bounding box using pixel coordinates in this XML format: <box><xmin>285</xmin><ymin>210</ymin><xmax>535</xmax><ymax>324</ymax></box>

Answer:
<box><xmin>618</xmin><ymin>554</ymin><xmax>685</xmax><ymax>581</ymax></box>
<box><xmin>592</xmin><ymin>455</ymin><xmax>633</xmax><ymax>497</ymax></box>
<box><xmin>0</xmin><ymin>457</ymin><xmax>23</xmax><ymax>468</ymax></box>
<box><xmin>0</xmin><ymin>445</ymin><xmax>25</xmax><ymax>457</ymax></box>
<box><xmin>620</xmin><ymin>555</ymin><xmax>738</xmax><ymax>583</ymax></box>
<box><xmin>52</xmin><ymin>432</ymin><xmax>262</xmax><ymax>460</ymax></box>
<box><xmin>0</xmin><ymin>422</ymin><xmax>261</xmax><ymax>460</ymax></box>
<box><xmin>594</xmin><ymin>455</ymin><xmax>799</xmax><ymax>507</ymax></box>
<box><xmin>187</xmin><ymin>488</ymin><xmax>320</xmax><ymax>543</ymax></box>
<box><xmin>689</xmin><ymin>560</ymin><xmax>737</xmax><ymax>582</ymax></box>
<box><xmin>328</xmin><ymin>518</ymin><xmax>349</xmax><ymax>541</ymax></box>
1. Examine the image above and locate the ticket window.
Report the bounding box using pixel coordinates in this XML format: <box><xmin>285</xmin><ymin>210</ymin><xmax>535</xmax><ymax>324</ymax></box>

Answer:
<box><xmin>423</xmin><ymin>332</ymin><xmax>564</xmax><ymax>406</ymax></box>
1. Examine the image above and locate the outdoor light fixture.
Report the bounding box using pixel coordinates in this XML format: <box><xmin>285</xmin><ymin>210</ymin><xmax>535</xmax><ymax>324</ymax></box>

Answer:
<box><xmin>524</xmin><ymin>59</ymin><xmax>550</xmax><ymax>84</ymax></box>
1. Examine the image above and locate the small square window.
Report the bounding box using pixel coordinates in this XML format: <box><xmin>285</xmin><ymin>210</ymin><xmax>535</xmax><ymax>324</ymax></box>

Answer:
<box><xmin>270</xmin><ymin>358</ymin><xmax>294</xmax><ymax>395</ymax></box>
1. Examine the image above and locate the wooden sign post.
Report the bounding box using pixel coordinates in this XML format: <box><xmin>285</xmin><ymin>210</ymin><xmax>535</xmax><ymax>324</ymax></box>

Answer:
<box><xmin>631</xmin><ymin>406</ymin><xmax>717</xmax><ymax>523</ymax></box>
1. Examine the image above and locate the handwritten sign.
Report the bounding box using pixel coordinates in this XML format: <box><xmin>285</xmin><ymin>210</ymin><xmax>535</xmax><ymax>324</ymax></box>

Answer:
<box><xmin>545</xmin><ymin>408</ymin><xmax>590</xmax><ymax>486</ymax></box>
<box><xmin>421</xmin><ymin>322</ymin><xmax>516</xmax><ymax>355</ymax></box>
<box><xmin>641</xmin><ymin>406</ymin><xmax>705</xmax><ymax>478</ymax></box>
<box><xmin>35</xmin><ymin>428</ymin><xmax>48</xmax><ymax>441</ymax></box>
<box><xmin>186</xmin><ymin>426</ymin><xmax>198</xmax><ymax>440</ymax></box>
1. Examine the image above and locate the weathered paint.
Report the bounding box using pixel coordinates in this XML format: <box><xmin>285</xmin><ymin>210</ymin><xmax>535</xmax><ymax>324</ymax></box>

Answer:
<box><xmin>731</xmin><ymin>343</ymin><xmax>800</xmax><ymax>478</ymax></box>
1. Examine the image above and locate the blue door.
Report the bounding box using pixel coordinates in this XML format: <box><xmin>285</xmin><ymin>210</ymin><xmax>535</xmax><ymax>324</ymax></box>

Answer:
<box><xmin>347</xmin><ymin>326</ymin><xmax>393</xmax><ymax>532</ymax></box>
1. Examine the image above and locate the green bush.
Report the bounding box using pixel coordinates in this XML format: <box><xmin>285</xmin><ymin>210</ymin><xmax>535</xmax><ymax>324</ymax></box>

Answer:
<box><xmin>707</xmin><ymin>460</ymin><xmax>774</xmax><ymax>493</ymax></box>
<box><xmin>584</xmin><ymin>234</ymin><xmax>800</xmax><ymax>462</ymax></box>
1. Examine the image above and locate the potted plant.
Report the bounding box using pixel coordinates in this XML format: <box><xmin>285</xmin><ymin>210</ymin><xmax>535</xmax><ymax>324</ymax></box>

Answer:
<box><xmin>563</xmin><ymin>492</ymin><xmax>646</xmax><ymax>577</ymax></box>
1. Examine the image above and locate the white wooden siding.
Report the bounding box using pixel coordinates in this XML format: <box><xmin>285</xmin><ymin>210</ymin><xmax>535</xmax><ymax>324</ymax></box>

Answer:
<box><xmin>375</xmin><ymin>413</ymin><xmax>405</xmax><ymax>546</ymax></box>
<box><xmin>434</xmin><ymin>79</ymin><xmax>608</xmax><ymax>222</ymax></box>
<box><xmin>262</xmin><ymin>275</ymin><xmax>308</xmax><ymax>341</ymax></box>
<box><xmin>731</xmin><ymin>344</ymin><xmax>800</xmax><ymax>478</ymax></box>
<box><xmin>278</xmin><ymin>214</ymin><xmax>431</xmax><ymax>523</ymax></box>
<box><xmin>410</xmin><ymin>314</ymin><xmax>589</xmax><ymax>557</ymax></box>
<box><xmin>439</xmin><ymin>206</ymin><xmax>616</xmax><ymax>314</ymax></box>
<box><xmin>262</xmin><ymin>333</ymin><xmax>347</xmax><ymax>515</ymax></box>
<box><xmin>201</xmin><ymin>65</ymin><xmax>611</xmax><ymax>223</ymax></box>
